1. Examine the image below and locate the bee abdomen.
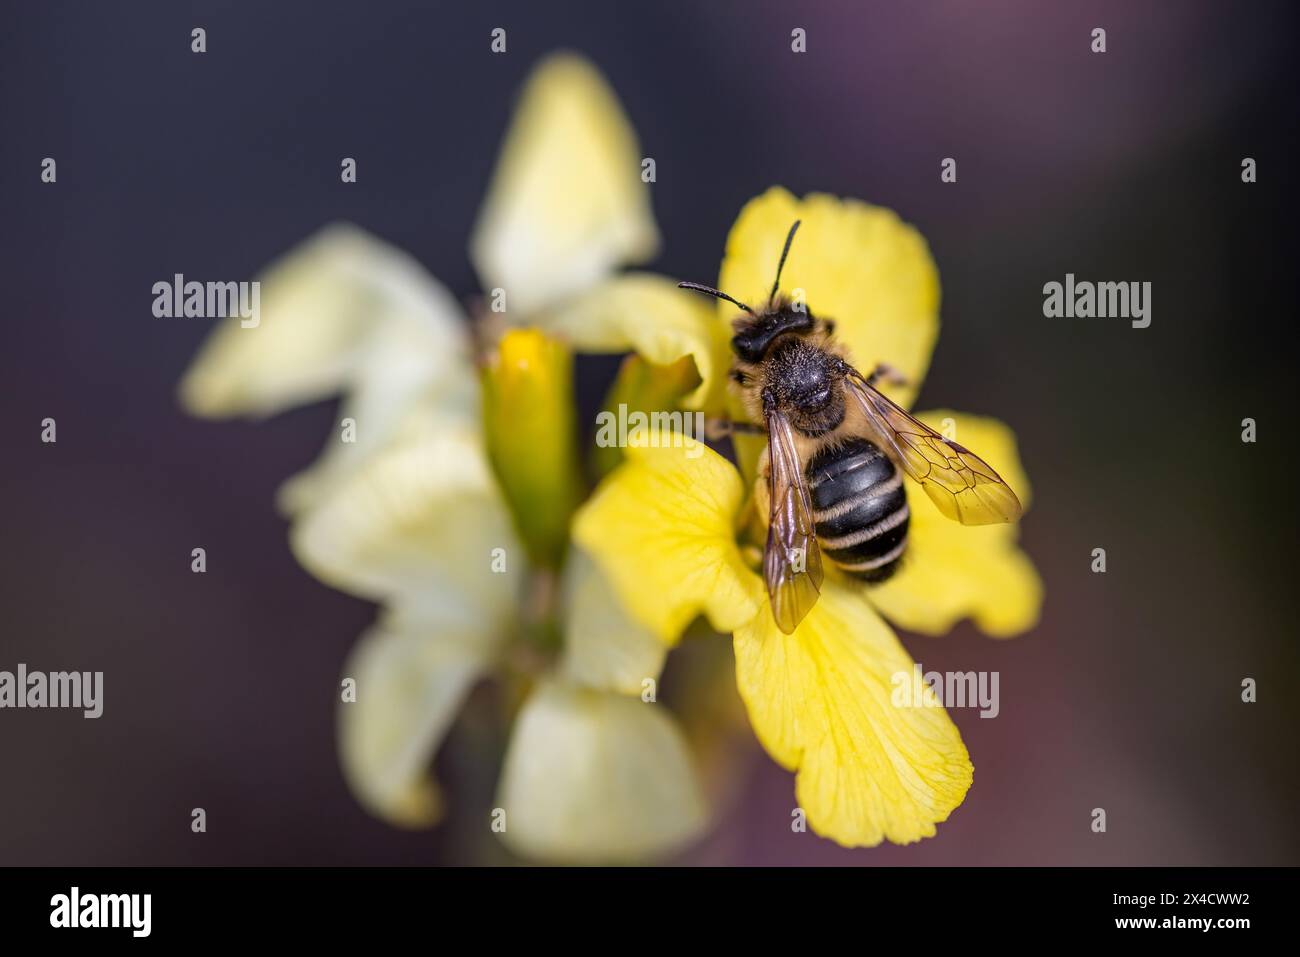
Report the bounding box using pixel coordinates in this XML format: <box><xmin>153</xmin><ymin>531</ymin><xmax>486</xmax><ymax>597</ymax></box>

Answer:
<box><xmin>807</xmin><ymin>438</ymin><xmax>909</xmax><ymax>582</ymax></box>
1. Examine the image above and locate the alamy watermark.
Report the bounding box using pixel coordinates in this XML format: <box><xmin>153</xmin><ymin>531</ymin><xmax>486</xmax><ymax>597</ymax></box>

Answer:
<box><xmin>594</xmin><ymin>404</ymin><xmax>706</xmax><ymax>458</ymax></box>
<box><xmin>0</xmin><ymin>664</ymin><xmax>103</xmax><ymax>718</ymax></box>
<box><xmin>891</xmin><ymin>663</ymin><xmax>1000</xmax><ymax>718</ymax></box>
<box><xmin>1042</xmin><ymin>274</ymin><xmax>1150</xmax><ymax>328</ymax></box>
<box><xmin>50</xmin><ymin>887</ymin><xmax>150</xmax><ymax>937</ymax></box>
<box><xmin>152</xmin><ymin>274</ymin><xmax>260</xmax><ymax>328</ymax></box>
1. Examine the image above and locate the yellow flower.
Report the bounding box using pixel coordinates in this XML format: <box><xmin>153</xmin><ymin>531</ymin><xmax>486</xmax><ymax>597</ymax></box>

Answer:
<box><xmin>177</xmin><ymin>39</ymin><xmax>1039</xmax><ymax>858</ymax></box>
<box><xmin>177</xmin><ymin>54</ymin><xmax>711</xmax><ymax>862</ymax></box>
<box><xmin>574</xmin><ymin>188</ymin><xmax>1042</xmax><ymax>848</ymax></box>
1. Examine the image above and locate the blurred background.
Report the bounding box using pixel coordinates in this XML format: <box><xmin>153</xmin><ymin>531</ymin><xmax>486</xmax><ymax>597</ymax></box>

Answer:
<box><xmin>1</xmin><ymin>0</ymin><xmax>1297</xmax><ymax>865</ymax></box>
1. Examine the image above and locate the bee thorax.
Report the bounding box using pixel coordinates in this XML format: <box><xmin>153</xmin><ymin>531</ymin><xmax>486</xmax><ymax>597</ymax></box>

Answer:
<box><xmin>763</xmin><ymin>338</ymin><xmax>846</xmax><ymax>435</ymax></box>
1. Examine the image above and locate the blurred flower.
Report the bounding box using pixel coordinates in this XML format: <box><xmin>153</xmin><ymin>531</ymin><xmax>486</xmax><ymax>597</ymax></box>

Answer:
<box><xmin>178</xmin><ymin>53</ymin><xmax>717</xmax><ymax>862</ymax></box>
<box><xmin>574</xmin><ymin>187</ymin><xmax>1042</xmax><ymax>847</ymax></box>
<box><xmin>179</xmin><ymin>45</ymin><xmax>1041</xmax><ymax>857</ymax></box>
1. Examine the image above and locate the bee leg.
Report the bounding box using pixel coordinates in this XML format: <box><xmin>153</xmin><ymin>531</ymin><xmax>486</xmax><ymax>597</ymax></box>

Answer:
<box><xmin>704</xmin><ymin>417</ymin><xmax>767</xmax><ymax>440</ymax></box>
<box><xmin>864</xmin><ymin>362</ymin><xmax>908</xmax><ymax>388</ymax></box>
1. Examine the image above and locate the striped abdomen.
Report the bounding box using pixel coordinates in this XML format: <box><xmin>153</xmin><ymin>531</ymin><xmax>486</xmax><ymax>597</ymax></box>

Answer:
<box><xmin>808</xmin><ymin>437</ymin><xmax>909</xmax><ymax>582</ymax></box>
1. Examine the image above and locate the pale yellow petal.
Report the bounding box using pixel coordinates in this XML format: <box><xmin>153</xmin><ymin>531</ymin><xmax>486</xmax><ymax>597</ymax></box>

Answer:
<box><xmin>717</xmin><ymin>187</ymin><xmax>939</xmax><ymax>409</ymax></box>
<box><xmin>496</xmin><ymin>681</ymin><xmax>707</xmax><ymax>862</ymax></box>
<box><xmin>276</xmin><ymin>370</ymin><xmax>480</xmax><ymax>516</ymax></box>
<box><xmin>338</xmin><ymin>617</ymin><xmax>490</xmax><ymax>828</ymax></box>
<box><xmin>869</xmin><ymin>410</ymin><xmax>1042</xmax><ymax>638</ymax></box>
<box><xmin>470</xmin><ymin>54</ymin><xmax>658</xmax><ymax>315</ymax></box>
<box><xmin>289</xmin><ymin>426</ymin><xmax>524</xmax><ymax>632</ymax></box>
<box><xmin>734</xmin><ymin>578</ymin><xmax>972</xmax><ymax>847</ymax></box>
<box><xmin>572</xmin><ymin>432</ymin><xmax>759</xmax><ymax>643</ymax></box>
<box><xmin>179</xmin><ymin>222</ymin><xmax>473</xmax><ymax>420</ymax></box>
<box><xmin>559</xmin><ymin>546</ymin><xmax>666</xmax><ymax>694</ymax></box>
<box><xmin>550</xmin><ymin>274</ymin><xmax>731</xmax><ymax>411</ymax></box>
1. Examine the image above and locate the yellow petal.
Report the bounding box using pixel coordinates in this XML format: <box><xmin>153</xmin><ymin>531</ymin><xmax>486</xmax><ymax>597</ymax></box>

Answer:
<box><xmin>869</xmin><ymin>410</ymin><xmax>1042</xmax><ymax>638</ymax></box>
<box><xmin>559</xmin><ymin>546</ymin><xmax>666</xmax><ymax>694</ymax></box>
<box><xmin>338</xmin><ymin>616</ymin><xmax>490</xmax><ymax>828</ymax></box>
<box><xmin>179</xmin><ymin>222</ymin><xmax>473</xmax><ymax>420</ymax></box>
<box><xmin>717</xmin><ymin>188</ymin><xmax>939</xmax><ymax>408</ymax></box>
<box><xmin>289</xmin><ymin>426</ymin><xmax>524</xmax><ymax>632</ymax></box>
<box><xmin>734</xmin><ymin>577</ymin><xmax>972</xmax><ymax>847</ymax></box>
<box><xmin>572</xmin><ymin>432</ymin><xmax>759</xmax><ymax>643</ymax></box>
<box><xmin>482</xmin><ymin>328</ymin><xmax>583</xmax><ymax>567</ymax></box>
<box><xmin>470</xmin><ymin>54</ymin><xmax>658</xmax><ymax>315</ymax></box>
<box><xmin>496</xmin><ymin>681</ymin><xmax>707</xmax><ymax>862</ymax></box>
<box><xmin>550</xmin><ymin>274</ymin><xmax>730</xmax><ymax>411</ymax></box>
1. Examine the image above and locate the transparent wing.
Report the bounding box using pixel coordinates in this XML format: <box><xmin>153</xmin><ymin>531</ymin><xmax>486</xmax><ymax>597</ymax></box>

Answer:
<box><xmin>844</xmin><ymin>371</ymin><xmax>1022</xmax><ymax>525</ymax></box>
<box><xmin>763</xmin><ymin>409</ymin><xmax>824</xmax><ymax>634</ymax></box>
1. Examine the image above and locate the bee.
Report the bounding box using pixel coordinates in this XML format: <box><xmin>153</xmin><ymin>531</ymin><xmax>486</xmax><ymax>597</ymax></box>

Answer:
<box><xmin>679</xmin><ymin>220</ymin><xmax>1022</xmax><ymax>633</ymax></box>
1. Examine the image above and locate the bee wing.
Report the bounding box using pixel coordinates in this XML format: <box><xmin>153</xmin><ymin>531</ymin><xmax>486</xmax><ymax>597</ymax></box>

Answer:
<box><xmin>763</xmin><ymin>408</ymin><xmax>824</xmax><ymax>634</ymax></box>
<box><xmin>844</xmin><ymin>371</ymin><xmax>1023</xmax><ymax>525</ymax></box>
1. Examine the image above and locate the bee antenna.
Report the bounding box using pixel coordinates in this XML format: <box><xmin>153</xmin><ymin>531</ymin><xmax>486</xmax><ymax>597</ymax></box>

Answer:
<box><xmin>677</xmin><ymin>281</ymin><xmax>757</xmax><ymax>316</ymax></box>
<box><xmin>769</xmin><ymin>219</ymin><xmax>802</xmax><ymax>303</ymax></box>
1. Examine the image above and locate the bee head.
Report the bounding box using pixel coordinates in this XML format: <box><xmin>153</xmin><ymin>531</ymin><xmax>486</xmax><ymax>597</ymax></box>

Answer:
<box><xmin>730</xmin><ymin>303</ymin><xmax>816</xmax><ymax>363</ymax></box>
<box><xmin>680</xmin><ymin>218</ymin><xmax>819</xmax><ymax>365</ymax></box>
